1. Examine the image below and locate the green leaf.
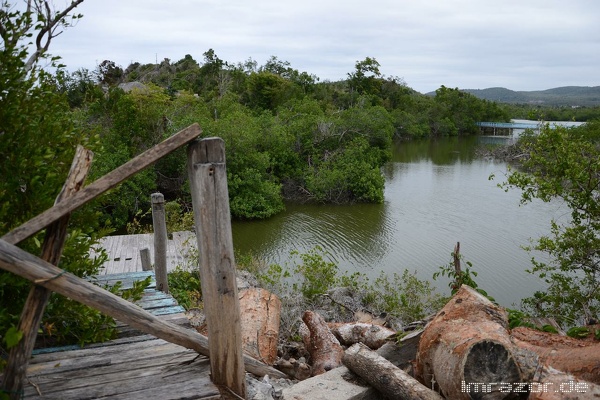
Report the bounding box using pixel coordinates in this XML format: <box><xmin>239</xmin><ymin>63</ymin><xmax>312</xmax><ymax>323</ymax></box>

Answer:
<box><xmin>4</xmin><ymin>326</ymin><xmax>24</xmax><ymax>348</ymax></box>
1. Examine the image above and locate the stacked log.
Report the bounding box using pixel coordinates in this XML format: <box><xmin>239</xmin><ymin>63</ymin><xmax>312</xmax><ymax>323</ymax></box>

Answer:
<box><xmin>296</xmin><ymin>285</ymin><xmax>599</xmax><ymax>399</ymax></box>
<box><xmin>416</xmin><ymin>285</ymin><xmax>600</xmax><ymax>399</ymax></box>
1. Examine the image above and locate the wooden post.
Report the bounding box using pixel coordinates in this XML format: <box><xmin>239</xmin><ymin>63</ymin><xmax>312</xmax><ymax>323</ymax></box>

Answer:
<box><xmin>151</xmin><ymin>193</ymin><xmax>169</xmax><ymax>293</ymax></box>
<box><xmin>2</xmin><ymin>145</ymin><xmax>93</xmax><ymax>399</ymax></box>
<box><xmin>140</xmin><ymin>248</ymin><xmax>152</xmax><ymax>271</ymax></box>
<box><xmin>187</xmin><ymin>138</ymin><xmax>246</xmax><ymax>398</ymax></box>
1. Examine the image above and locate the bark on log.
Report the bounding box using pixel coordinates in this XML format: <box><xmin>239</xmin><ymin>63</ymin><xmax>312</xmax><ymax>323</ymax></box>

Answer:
<box><xmin>511</xmin><ymin>327</ymin><xmax>600</xmax><ymax>385</ymax></box>
<box><xmin>301</xmin><ymin>311</ymin><xmax>344</xmax><ymax>375</ymax></box>
<box><xmin>328</xmin><ymin>322</ymin><xmax>396</xmax><ymax>349</ymax></box>
<box><xmin>416</xmin><ymin>285</ymin><xmax>525</xmax><ymax>399</ymax></box>
<box><xmin>239</xmin><ymin>288</ymin><xmax>281</xmax><ymax>366</ymax></box>
<box><xmin>376</xmin><ymin>329</ymin><xmax>423</xmax><ymax>376</ymax></box>
<box><xmin>344</xmin><ymin>343</ymin><xmax>444</xmax><ymax>400</ymax></box>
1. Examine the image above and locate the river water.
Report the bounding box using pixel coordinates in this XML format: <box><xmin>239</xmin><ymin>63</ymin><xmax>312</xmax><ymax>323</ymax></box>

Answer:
<box><xmin>232</xmin><ymin>136</ymin><xmax>567</xmax><ymax>307</ymax></box>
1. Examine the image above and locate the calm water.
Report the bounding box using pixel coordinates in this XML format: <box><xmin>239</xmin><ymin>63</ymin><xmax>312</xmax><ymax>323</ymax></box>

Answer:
<box><xmin>232</xmin><ymin>136</ymin><xmax>567</xmax><ymax>307</ymax></box>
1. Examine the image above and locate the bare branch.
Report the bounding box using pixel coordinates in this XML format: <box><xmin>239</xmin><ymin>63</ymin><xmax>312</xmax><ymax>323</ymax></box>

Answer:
<box><xmin>24</xmin><ymin>0</ymin><xmax>85</xmax><ymax>71</ymax></box>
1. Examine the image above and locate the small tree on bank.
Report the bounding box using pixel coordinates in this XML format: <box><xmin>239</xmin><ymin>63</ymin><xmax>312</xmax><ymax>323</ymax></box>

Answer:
<box><xmin>501</xmin><ymin>122</ymin><xmax>600</xmax><ymax>327</ymax></box>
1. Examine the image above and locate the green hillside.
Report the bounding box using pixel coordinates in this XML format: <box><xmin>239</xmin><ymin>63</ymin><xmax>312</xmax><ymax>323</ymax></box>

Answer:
<box><xmin>460</xmin><ymin>86</ymin><xmax>600</xmax><ymax>107</ymax></box>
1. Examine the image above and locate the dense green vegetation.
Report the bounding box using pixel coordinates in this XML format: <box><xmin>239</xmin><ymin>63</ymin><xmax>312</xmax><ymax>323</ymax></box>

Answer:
<box><xmin>499</xmin><ymin>122</ymin><xmax>600</xmax><ymax>327</ymax></box>
<box><xmin>0</xmin><ymin>1</ymin><xmax>150</xmax><ymax>369</ymax></box>
<box><xmin>168</xmin><ymin>245</ymin><xmax>448</xmax><ymax>340</ymax></box>
<box><xmin>57</xmin><ymin>52</ymin><xmax>511</xmax><ymax>230</ymax></box>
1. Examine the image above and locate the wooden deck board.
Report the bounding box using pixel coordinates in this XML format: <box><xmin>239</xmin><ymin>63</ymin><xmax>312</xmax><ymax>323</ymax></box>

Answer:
<box><xmin>24</xmin><ymin>349</ymin><xmax>218</xmax><ymax>400</ymax></box>
<box><xmin>95</xmin><ymin>231</ymin><xmax>197</xmax><ymax>275</ymax></box>
<box><xmin>15</xmin><ymin>270</ymin><xmax>220</xmax><ymax>399</ymax></box>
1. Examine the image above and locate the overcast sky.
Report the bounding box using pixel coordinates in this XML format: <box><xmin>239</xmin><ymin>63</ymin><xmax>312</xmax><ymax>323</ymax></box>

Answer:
<box><xmin>49</xmin><ymin>0</ymin><xmax>598</xmax><ymax>93</ymax></box>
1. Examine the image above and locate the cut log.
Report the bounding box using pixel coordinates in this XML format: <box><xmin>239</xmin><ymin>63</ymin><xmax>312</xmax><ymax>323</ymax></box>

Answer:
<box><xmin>511</xmin><ymin>326</ymin><xmax>597</xmax><ymax>349</ymax></box>
<box><xmin>301</xmin><ymin>311</ymin><xmax>344</xmax><ymax>376</ymax></box>
<box><xmin>416</xmin><ymin>285</ymin><xmax>525</xmax><ymax>399</ymax></box>
<box><xmin>328</xmin><ymin>322</ymin><xmax>396</xmax><ymax>349</ymax></box>
<box><xmin>239</xmin><ymin>288</ymin><xmax>281</xmax><ymax>366</ymax></box>
<box><xmin>511</xmin><ymin>327</ymin><xmax>600</xmax><ymax>384</ymax></box>
<box><xmin>344</xmin><ymin>343</ymin><xmax>444</xmax><ymax>400</ymax></box>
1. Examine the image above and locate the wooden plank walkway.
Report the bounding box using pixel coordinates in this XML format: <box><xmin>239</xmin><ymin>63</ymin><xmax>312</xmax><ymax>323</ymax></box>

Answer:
<box><xmin>20</xmin><ymin>271</ymin><xmax>221</xmax><ymax>399</ymax></box>
<box><xmin>93</xmin><ymin>231</ymin><xmax>198</xmax><ymax>275</ymax></box>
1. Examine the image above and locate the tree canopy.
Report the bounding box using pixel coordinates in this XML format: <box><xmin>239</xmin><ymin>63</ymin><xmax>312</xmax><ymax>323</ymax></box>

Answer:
<box><xmin>501</xmin><ymin>122</ymin><xmax>600</xmax><ymax>327</ymax></box>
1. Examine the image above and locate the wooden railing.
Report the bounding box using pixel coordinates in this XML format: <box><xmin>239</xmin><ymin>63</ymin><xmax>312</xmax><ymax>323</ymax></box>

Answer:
<box><xmin>0</xmin><ymin>124</ymin><xmax>284</xmax><ymax>399</ymax></box>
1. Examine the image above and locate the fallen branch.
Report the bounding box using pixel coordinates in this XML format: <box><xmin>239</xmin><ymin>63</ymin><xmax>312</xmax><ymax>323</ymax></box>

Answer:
<box><xmin>344</xmin><ymin>343</ymin><xmax>443</xmax><ymax>400</ymax></box>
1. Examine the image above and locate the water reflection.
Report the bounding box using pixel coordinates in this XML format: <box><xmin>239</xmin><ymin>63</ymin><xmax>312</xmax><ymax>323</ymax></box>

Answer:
<box><xmin>233</xmin><ymin>201</ymin><xmax>391</xmax><ymax>270</ymax></box>
<box><xmin>232</xmin><ymin>137</ymin><xmax>564</xmax><ymax>307</ymax></box>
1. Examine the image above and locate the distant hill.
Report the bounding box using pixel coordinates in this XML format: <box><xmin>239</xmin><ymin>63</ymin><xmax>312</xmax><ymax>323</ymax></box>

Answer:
<box><xmin>459</xmin><ymin>86</ymin><xmax>600</xmax><ymax>107</ymax></box>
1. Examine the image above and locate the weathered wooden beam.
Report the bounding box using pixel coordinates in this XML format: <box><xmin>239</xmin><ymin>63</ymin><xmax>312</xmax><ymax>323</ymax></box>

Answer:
<box><xmin>187</xmin><ymin>138</ymin><xmax>246</xmax><ymax>398</ymax></box>
<box><xmin>2</xmin><ymin>145</ymin><xmax>93</xmax><ymax>399</ymax></box>
<box><xmin>1</xmin><ymin>123</ymin><xmax>202</xmax><ymax>245</ymax></box>
<box><xmin>151</xmin><ymin>193</ymin><xmax>169</xmax><ymax>293</ymax></box>
<box><xmin>0</xmin><ymin>238</ymin><xmax>287</xmax><ymax>380</ymax></box>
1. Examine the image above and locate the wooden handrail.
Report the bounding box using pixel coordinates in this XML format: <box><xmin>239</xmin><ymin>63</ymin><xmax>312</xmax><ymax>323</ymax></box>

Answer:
<box><xmin>1</xmin><ymin>124</ymin><xmax>202</xmax><ymax>245</ymax></box>
<box><xmin>0</xmin><ymin>238</ymin><xmax>287</xmax><ymax>379</ymax></box>
<box><xmin>0</xmin><ymin>128</ymin><xmax>276</xmax><ymax>398</ymax></box>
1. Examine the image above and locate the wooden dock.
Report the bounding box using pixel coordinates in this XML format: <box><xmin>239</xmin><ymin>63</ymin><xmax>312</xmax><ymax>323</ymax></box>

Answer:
<box><xmin>20</xmin><ymin>271</ymin><xmax>221</xmax><ymax>400</ymax></box>
<box><xmin>93</xmin><ymin>231</ymin><xmax>198</xmax><ymax>275</ymax></box>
